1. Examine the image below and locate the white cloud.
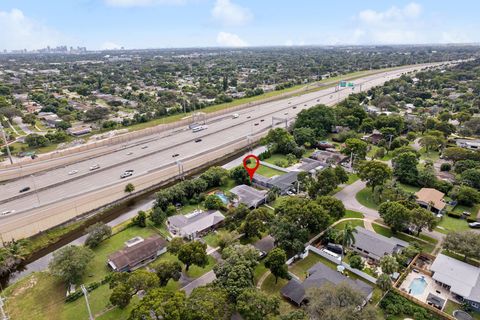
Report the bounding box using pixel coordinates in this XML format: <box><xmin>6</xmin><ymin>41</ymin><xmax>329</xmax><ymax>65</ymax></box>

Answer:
<box><xmin>351</xmin><ymin>2</ymin><xmax>425</xmax><ymax>44</ymax></box>
<box><xmin>212</xmin><ymin>0</ymin><xmax>253</xmax><ymax>26</ymax></box>
<box><xmin>104</xmin><ymin>0</ymin><xmax>185</xmax><ymax>7</ymax></box>
<box><xmin>0</xmin><ymin>9</ymin><xmax>64</xmax><ymax>50</ymax></box>
<box><xmin>216</xmin><ymin>31</ymin><xmax>247</xmax><ymax>47</ymax></box>
<box><xmin>101</xmin><ymin>41</ymin><xmax>123</xmax><ymax>50</ymax></box>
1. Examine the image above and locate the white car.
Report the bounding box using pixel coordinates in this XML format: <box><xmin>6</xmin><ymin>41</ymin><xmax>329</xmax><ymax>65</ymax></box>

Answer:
<box><xmin>89</xmin><ymin>164</ymin><xmax>100</xmax><ymax>171</ymax></box>
<box><xmin>1</xmin><ymin>210</ymin><xmax>15</xmax><ymax>216</ymax></box>
<box><xmin>127</xmin><ymin>152</ymin><xmax>133</xmax><ymax>155</ymax></box>
<box><xmin>120</xmin><ymin>170</ymin><xmax>134</xmax><ymax>179</ymax></box>
<box><xmin>232</xmin><ymin>113</ymin><xmax>239</xmax><ymax>119</ymax></box>
<box><xmin>68</xmin><ymin>170</ymin><xmax>79</xmax><ymax>175</ymax></box>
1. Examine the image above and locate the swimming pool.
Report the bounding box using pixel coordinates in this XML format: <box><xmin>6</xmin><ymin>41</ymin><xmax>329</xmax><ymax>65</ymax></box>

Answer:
<box><xmin>216</xmin><ymin>192</ymin><xmax>229</xmax><ymax>204</ymax></box>
<box><xmin>409</xmin><ymin>276</ymin><xmax>427</xmax><ymax>296</ymax></box>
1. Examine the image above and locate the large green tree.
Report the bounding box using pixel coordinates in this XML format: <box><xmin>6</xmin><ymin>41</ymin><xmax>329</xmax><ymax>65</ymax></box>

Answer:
<box><xmin>236</xmin><ymin>289</ymin><xmax>280</xmax><ymax>320</ymax></box>
<box><xmin>392</xmin><ymin>152</ymin><xmax>419</xmax><ymax>185</ymax></box>
<box><xmin>48</xmin><ymin>245</ymin><xmax>93</xmax><ymax>284</ymax></box>
<box><xmin>342</xmin><ymin>138</ymin><xmax>368</xmax><ymax>161</ymax></box>
<box><xmin>129</xmin><ymin>288</ymin><xmax>186</xmax><ymax>320</ymax></box>
<box><xmin>410</xmin><ymin>207</ymin><xmax>438</xmax><ymax>236</ymax></box>
<box><xmin>378</xmin><ymin>202</ymin><xmax>411</xmax><ymax>233</ymax></box>
<box><xmin>153</xmin><ymin>260</ymin><xmax>182</xmax><ymax>286</ymax></box>
<box><xmin>185</xmin><ymin>286</ymin><xmax>231</xmax><ymax>320</ymax></box>
<box><xmin>305</xmin><ymin>283</ymin><xmax>376</xmax><ymax>320</ymax></box>
<box><xmin>294</xmin><ymin>104</ymin><xmax>336</xmax><ymax>137</ymax></box>
<box><xmin>264</xmin><ymin>248</ymin><xmax>290</xmax><ymax>284</ymax></box>
<box><xmin>443</xmin><ymin>231</ymin><xmax>480</xmax><ymax>261</ymax></box>
<box><xmin>357</xmin><ymin>160</ymin><xmax>392</xmax><ymax>191</ymax></box>
<box><xmin>177</xmin><ymin>241</ymin><xmax>208</xmax><ymax>271</ymax></box>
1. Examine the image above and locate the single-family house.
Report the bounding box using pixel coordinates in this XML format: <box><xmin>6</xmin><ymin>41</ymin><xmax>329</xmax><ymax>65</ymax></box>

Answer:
<box><xmin>297</xmin><ymin>158</ymin><xmax>326</xmax><ymax>174</ymax></box>
<box><xmin>107</xmin><ymin>235</ymin><xmax>167</xmax><ymax>272</ymax></box>
<box><xmin>67</xmin><ymin>125</ymin><xmax>92</xmax><ymax>136</ymax></box>
<box><xmin>430</xmin><ymin>254</ymin><xmax>480</xmax><ymax>311</ymax></box>
<box><xmin>415</xmin><ymin>188</ymin><xmax>446</xmax><ymax>214</ymax></box>
<box><xmin>166</xmin><ymin>210</ymin><xmax>225</xmax><ymax>239</ymax></box>
<box><xmin>281</xmin><ymin>262</ymin><xmax>374</xmax><ymax>306</ymax></box>
<box><xmin>456</xmin><ymin>139</ymin><xmax>480</xmax><ymax>151</ymax></box>
<box><xmin>253</xmin><ymin>171</ymin><xmax>300</xmax><ymax>194</ymax></box>
<box><xmin>309</xmin><ymin>150</ymin><xmax>348</xmax><ymax>165</ymax></box>
<box><xmin>351</xmin><ymin>227</ymin><xmax>408</xmax><ymax>262</ymax></box>
<box><xmin>230</xmin><ymin>184</ymin><xmax>267</xmax><ymax>208</ymax></box>
<box><xmin>362</xmin><ymin>131</ymin><xmax>384</xmax><ymax>145</ymax></box>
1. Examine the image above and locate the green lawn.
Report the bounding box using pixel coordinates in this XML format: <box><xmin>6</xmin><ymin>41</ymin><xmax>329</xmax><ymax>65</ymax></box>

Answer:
<box><xmin>436</xmin><ymin>215</ymin><xmax>471</xmax><ymax>234</ymax></box>
<box><xmin>256</xmin><ymin>164</ymin><xmax>286</xmax><ymax>178</ymax></box>
<box><xmin>453</xmin><ymin>204</ymin><xmax>479</xmax><ymax>219</ymax></box>
<box><xmin>346</xmin><ymin>173</ymin><xmax>359</xmax><ymax>185</ymax></box>
<box><xmin>344</xmin><ymin>210</ymin><xmax>364</xmax><ymax>219</ymax></box>
<box><xmin>263</xmin><ymin>153</ymin><xmax>296</xmax><ymax>167</ymax></box>
<box><xmin>355</xmin><ymin>188</ymin><xmax>379</xmax><ymax>210</ymax></box>
<box><xmin>3</xmin><ymin>272</ymin><xmax>65</xmax><ymax>320</ymax></box>
<box><xmin>289</xmin><ymin>252</ymin><xmax>338</xmax><ymax>280</ymax></box>
<box><xmin>203</xmin><ymin>231</ymin><xmax>220</xmax><ymax>248</ymax></box>
<box><xmin>419</xmin><ymin>148</ymin><xmax>440</xmax><ymax>162</ymax></box>
<box><xmin>444</xmin><ymin>299</ymin><xmax>480</xmax><ymax>320</ymax></box>
<box><xmin>334</xmin><ymin>219</ymin><xmax>365</xmax><ymax>231</ymax></box>
<box><xmin>397</xmin><ymin>182</ymin><xmax>421</xmax><ymax>193</ymax></box>
<box><xmin>253</xmin><ymin>262</ymin><xmax>268</xmax><ymax>284</ymax></box>
<box><xmin>259</xmin><ymin>273</ymin><xmax>297</xmax><ymax>314</ymax></box>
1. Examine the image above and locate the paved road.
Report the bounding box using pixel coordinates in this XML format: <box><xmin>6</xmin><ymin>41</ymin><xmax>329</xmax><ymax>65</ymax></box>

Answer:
<box><xmin>0</xmin><ymin>63</ymin><xmax>448</xmax><ymax>239</ymax></box>
<box><xmin>335</xmin><ymin>180</ymin><xmax>379</xmax><ymax>217</ymax></box>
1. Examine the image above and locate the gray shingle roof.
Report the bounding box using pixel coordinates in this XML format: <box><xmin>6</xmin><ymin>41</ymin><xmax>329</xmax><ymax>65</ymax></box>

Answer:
<box><xmin>351</xmin><ymin>227</ymin><xmax>408</xmax><ymax>260</ymax></box>
<box><xmin>108</xmin><ymin>235</ymin><xmax>167</xmax><ymax>271</ymax></box>
<box><xmin>281</xmin><ymin>262</ymin><xmax>373</xmax><ymax>305</ymax></box>
<box><xmin>253</xmin><ymin>235</ymin><xmax>275</xmax><ymax>253</ymax></box>
<box><xmin>230</xmin><ymin>184</ymin><xmax>267</xmax><ymax>208</ymax></box>
<box><xmin>167</xmin><ymin>210</ymin><xmax>225</xmax><ymax>237</ymax></box>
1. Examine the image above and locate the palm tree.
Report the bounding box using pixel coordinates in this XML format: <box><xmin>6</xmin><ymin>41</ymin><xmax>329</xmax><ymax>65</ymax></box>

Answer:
<box><xmin>336</xmin><ymin>223</ymin><xmax>357</xmax><ymax>260</ymax></box>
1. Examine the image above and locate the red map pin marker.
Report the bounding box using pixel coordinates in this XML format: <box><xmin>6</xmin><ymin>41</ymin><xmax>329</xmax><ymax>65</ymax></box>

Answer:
<box><xmin>243</xmin><ymin>154</ymin><xmax>260</xmax><ymax>181</ymax></box>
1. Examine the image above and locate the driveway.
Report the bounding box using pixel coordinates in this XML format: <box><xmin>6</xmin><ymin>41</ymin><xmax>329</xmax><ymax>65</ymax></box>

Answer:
<box><xmin>181</xmin><ymin>270</ymin><xmax>216</xmax><ymax>295</ymax></box>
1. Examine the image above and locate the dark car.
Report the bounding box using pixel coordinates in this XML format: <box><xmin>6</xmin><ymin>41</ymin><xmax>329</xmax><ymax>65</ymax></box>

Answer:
<box><xmin>172</xmin><ymin>153</ymin><xmax>180</xmax><ymax>158</ymax></box>
<box><xmin>292</xmin><ymin>106</ymin><xmax>297</xmax><ymax>109</ymax></box>
<box><xmin>19</xmin><ymin>187</ymin><xmax>31</xmax><ymax>193</ymax></box>
<box><xmin>195</xmin><ymin>138</ymin><xmax>202</xmax><ymax>143</ymax></box>
<box><xmin>254</xmin><ymin>123</ymin><xmax>259</xmax><ymax>126</ymax></box>
<box><xmin>260</xmin><ymin>119</ymin><xmax>265</xmax><ymax>122</ymax></box>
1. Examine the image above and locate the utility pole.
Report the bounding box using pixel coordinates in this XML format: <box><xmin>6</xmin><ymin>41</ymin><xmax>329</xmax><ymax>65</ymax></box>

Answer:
<box><xmin>0</xmin><ymin>123</ymin><xmax>13</xmax><ymax>165</ymax></box>
<box><xmin>0</xmin><ymin>296</ymin><xmax>9</xmax><ymax>320</ymax></box>
<box><xmin>81</xmin><ymin>284</ymin><xmax>94</xmax><ymax>320</ymax></box>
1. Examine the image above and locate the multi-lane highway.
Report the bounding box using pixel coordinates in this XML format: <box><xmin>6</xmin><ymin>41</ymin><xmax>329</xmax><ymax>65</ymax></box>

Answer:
<box><xmin>0</xmin><ymin>62</ymin><xmax>449</xmax><ymax>240</ymax></box>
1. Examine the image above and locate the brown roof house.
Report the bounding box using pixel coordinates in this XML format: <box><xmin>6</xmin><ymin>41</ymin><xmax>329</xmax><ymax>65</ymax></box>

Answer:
<box><xmin>108</xmin><ymin>235</ymin><xmax>167</xmax><ymax>272</ymax></box>
<box><xmin>415</xmin><ymin>188</ymin><xmax>446</xmax><ymax>214</ymax></box>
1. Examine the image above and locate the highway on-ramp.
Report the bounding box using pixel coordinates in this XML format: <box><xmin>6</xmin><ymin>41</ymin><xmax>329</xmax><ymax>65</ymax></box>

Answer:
<box><xmin>0</xmin><ymin>62</ymin><xmax>448</xmax><ymax>240</ymax></box>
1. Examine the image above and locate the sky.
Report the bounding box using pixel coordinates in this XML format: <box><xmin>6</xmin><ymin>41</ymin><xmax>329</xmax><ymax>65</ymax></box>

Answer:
<box><xmin>0</xmin><ymin>0</ymin><xmax>479</xmax><ymax>51</ymax></box>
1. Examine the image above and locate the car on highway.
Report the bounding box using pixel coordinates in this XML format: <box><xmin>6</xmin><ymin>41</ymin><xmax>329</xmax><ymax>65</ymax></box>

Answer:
<box><xmin>284</xmin><ymin>112</ymin><xmax>288</xmax><ymax>115</ymax></box>
<box><xmin>89</xmin><ymin>164</ymin><xmax>100</xmax><ymax>171</ymax></box>
<box><xmin>232</xmin><ymin>113</ymin><xmax>239</xmax><ymax>119</ymax></box>
<box><xmin>1</xmin><ymin>210</ymin><xmax>15</xmax><ymax>216</ymax></box>
<box><xmin>469</xmin><ymin>222</ymin><xmax>480</xmax><ymax>228</ymax></box>
<box><xmin>141</xmin><ymin>145</ymin><xmax>148</xmax><ymax>149</ymax></box>
<box><xmin>304</xmin><ymin>104</ymin><xmax>307</xmax><ymax>106</ymax></box>
<box><xmin>246</xmin><ymin>116</ymin><xmax>251</xmax><ymax>119</ymax></box>
<box><xmin>260</xmin><ymin>119</ymin><xmax>265</xmax><ymax>122</ymax></box>
<box><xmin>292</xmin><ymin>106</ymin><xmax>297</xmax><ymax>109</ymax></box>
<box><xmin>127</xmin><ymin>152</ymin><xmax>133</xmax><ymax>155</ymax></box>
<box><xmin>19</xmin><ymin>187</ymin><xmax>31</xmax><ymax>193</ymax></box>
<box><xmin>120</xmin><ymin>170</ymin><xmax>134</xmax><ymax>179</ymax></box>
<box><xmin>172</xmin><ymin>153</ymin><xmax>180</xmax><ymax>158</ymax></box>
<box><xmin>254</xmin><ymin>123</ymin><xmax>259</xmax><ymax>126</ymax></box>
<box><xmin>68</xmin><ymin>170</ymin><xmax>79</xmax><ymax>175</ymax></box>
<box><xmin>195</xmin><ymin>138</ymin><xmax>202</xmax><ymax>143</ymax></box>
<box><xmin>316</xmin><ymin>99</ymin><xmax>320</xmax><ymax>102</ymax></box>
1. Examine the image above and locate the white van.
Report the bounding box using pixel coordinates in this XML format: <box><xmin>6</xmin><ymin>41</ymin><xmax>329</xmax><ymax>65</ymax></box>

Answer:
<box><xmin>192</xmin><ymin>125</ymin><xmax>208</xmax><ymax>132</ymax></box>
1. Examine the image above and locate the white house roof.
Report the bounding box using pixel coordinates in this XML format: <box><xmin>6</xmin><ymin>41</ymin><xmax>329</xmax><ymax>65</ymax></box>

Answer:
<box><xmin>167</xmin><ymin>210</ymin><xmax>225</xmax><ymax>237</ymax></box>
<box><xmin>431</xmin><ymin>254</ymin><xmax>480</xmax><ymax>301</ymax></box>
